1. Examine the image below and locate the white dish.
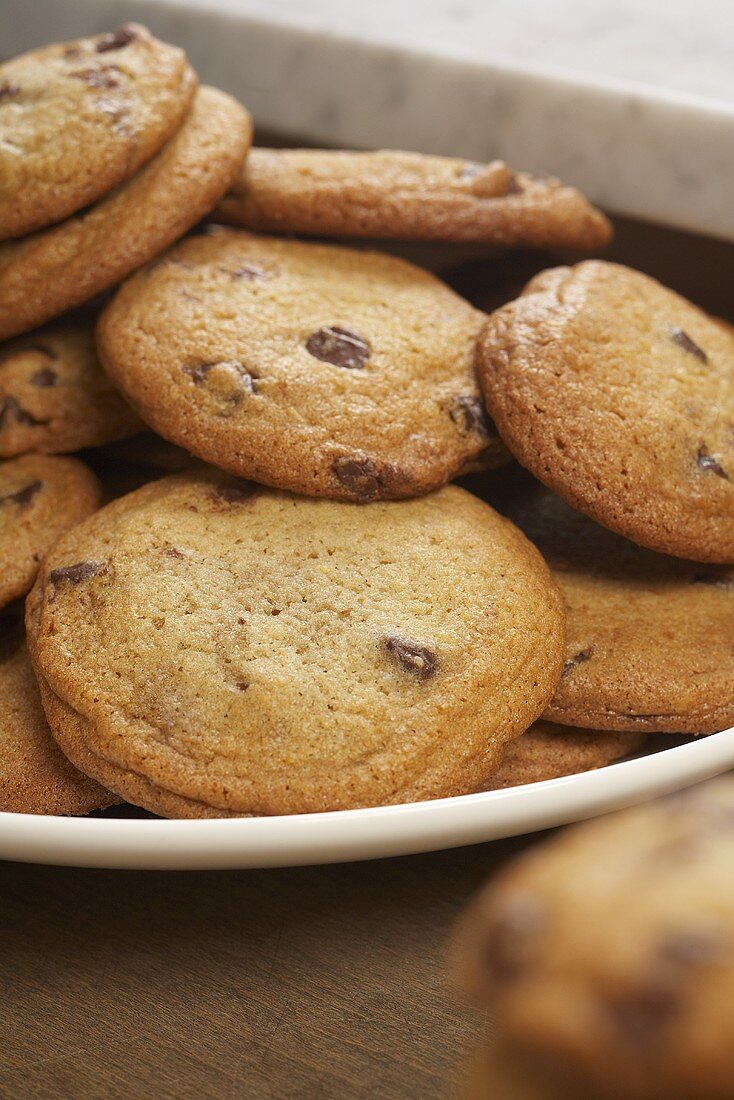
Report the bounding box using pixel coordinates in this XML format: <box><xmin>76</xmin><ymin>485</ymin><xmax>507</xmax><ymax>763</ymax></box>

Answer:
<box><xmin>1</xmin><ymin>730</ymin><xmax>733</xmax><ymax>869</ymax></box>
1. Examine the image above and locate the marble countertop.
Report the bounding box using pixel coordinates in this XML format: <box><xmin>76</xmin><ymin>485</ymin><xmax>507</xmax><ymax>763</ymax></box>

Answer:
<box><xmin>7</xmin><ymin>0</ymin><xmax>734</xmax><ymax>239</ymax></box>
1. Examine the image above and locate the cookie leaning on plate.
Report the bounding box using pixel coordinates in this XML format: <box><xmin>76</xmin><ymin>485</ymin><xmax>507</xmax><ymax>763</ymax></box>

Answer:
<box><xmin>470</xmin><ymin>466</ymin><xmax>734</xmax><ymax>734</ymax></box>
<box><xmin>0</xmin><ymin>87</ymin><xmax>252</xmax><ymax>340</ymax></box>
<box><xmin>214</xmin><ymin>148</ymin><xmax>612</xmax><ymax>250</ymax></box>
<box><xmin>0</xmin><ymin>23</ymin><xmax>197</xmax><ymax>240</ymax></box>
<box><xmin>0</xmin><ymin>606</ymin><xmax>113</xmax><ymax>814</ymax></box>
<box><xmin>0</xmin><ymin>318</ymin><xmax>142</xmax><ymax>456</ymax></box>
<box><xmin>26</xmin><ymin>470</ymin><xmax>565</xmax><ymax>817</ymax></box>
<box><xmin>478</xmin><ymin>262</ymin><xmax>734</xmax><ymax>562</ymax></box>
<box><xmin>98</xmin><ymin>229</ymin><xmax>506</xmax><ymax>500</ymax></box>
<box><xmin>0</xmin><ymin>454</ymin><xmax>100</xmax><ymax>609</ymax></box>
<box><xmin>454</xmin><ymin>777</ymin><xmax>734</xmax><ymax>1100</ymax></box>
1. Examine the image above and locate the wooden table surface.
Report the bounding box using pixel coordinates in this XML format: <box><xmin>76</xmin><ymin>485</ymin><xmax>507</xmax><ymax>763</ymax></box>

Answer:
<box><xmin>0</xmin><ymin>836</ymin><xmax>533</xmax><ymax>1099</ymax></box>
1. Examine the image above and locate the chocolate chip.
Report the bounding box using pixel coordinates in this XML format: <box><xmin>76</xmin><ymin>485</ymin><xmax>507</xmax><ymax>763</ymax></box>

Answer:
<box><xmin>562</xmin><ymin>646</ymin><xmax>595</xmax><ymax>677</ymax></box>
<box><xmin>0</xmin><ymin>480</ymin><xmax>42</xmax><ymax>508</ymax></box>
<box><xmin>235</xmin><ymin>681</ymin><xmax>250</xmax><ymax>692</ymax></box>
<box><xmin>483</xmin><ymin>896</ymin><xmax>547</xmax><ymax>984</ymax></box>
<box><xmin>332</xmin><ymin>456</ymin><xmax>382</xmax><ymax>500</ymax></box>
<box><xmin>670</xmin><ymin>327</ymin><xmax>708</xmax><ymax>364</ymax></box>
<box><xmin>0</xmin><ymin>81</ymin><xmax>20</xmax><ymax>100</ymax></box>
<box><xmin>692</xmin><ymin>570</ymin><xmax>734</xmax><ymax>589</ymax></box>
<box><xmin>166</xmin><ymin>547</ymin><xmax>185</xmax><ymax>559</ymax></box>
<box><xmin>604</xmin><ymin>984</ymin><xmax>681</xmax><ymax>1050</ymax></box>
<box><xmin>31</xmin><ymin>367</ymin><xmax>58</xmax><ymax>387</ymax></box>
<box><xmin>225</xmin><ymin>264</ymin><xmax>273</xmax><ymax>282</ymax></box>
<box><xmin>697</xmin><ymin>448</ymin><xmax>729</xmax><ymax>480</ymax></box>
<box><xmin>95</xmin><ymin>25</ymin><xmax>139</xmax><ymax>52</ymax></box>
<box><xmin>210</xmin><ymin>480</ymin><xmax>256</xmax><ymax>504</ymax></box>
<box><xmin>306</xmin><ymin>327</ymin><xmax>371</xmax><ymax>370</ymax></box>
<box><xmin>70</xmin><ymin>67</ymin><xmax>122</xmax><ymax>89</ymax></box>
<box><xmin>0</xmin><ymin>398</ymin><xmax>43</xmax><ymax>428</ymax></box>
<box><xmin>50</xmin><ymin>561</ymin><xmax>104</xmax><ymax>585</ymax></box>
<box><xmin>449</xmin><ymin>395</ymin><xmax>496</xmax><ymax>437</ymax></box>
<box><xmin>183</xmin><ymin>361</ymin><xmax>259</xmax><ymax>394</ymax></box>
<box><xmin>384</xmin><ymin>635</ymin><xmax>438</xmax><ymax>680</ymax></box>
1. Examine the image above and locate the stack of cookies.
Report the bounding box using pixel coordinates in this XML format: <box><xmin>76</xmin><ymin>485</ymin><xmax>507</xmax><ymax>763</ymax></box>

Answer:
<box><xmin>1</xmin><ymin>25</ymin><xmax>732</xmax><ymax>819</ymax></box>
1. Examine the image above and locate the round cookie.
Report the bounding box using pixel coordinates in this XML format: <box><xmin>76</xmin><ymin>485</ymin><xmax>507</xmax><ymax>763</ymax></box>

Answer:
<box><xmin>478</xmin><ymin>261</ymin><xmax>734</xmax><ymax>562</ymax></box>
<box><xmin>0</xmin><ymin>605</ymin><xmax>113</xmax><ymax>814</ymax></box>
<box><xmin>25</xmin><ymin>470</ymin><xmax>565</xmax><ymax>817</ymax></box>
<box><xmin>0</xmin><ymin>87</ymin><xmax>252</xmax><ymax>340</ymax></box>
<box><xmin>98</xmin><ymin>229</ymin><xmax>504</xmax><ymax>500</ymax></box>
<box><xmin>0</xmin><ymin>454</ymin><xmax>100</xmax><ymax>609</ymax></box>
<box><xmin>481</xmin><ymin>720</ymin><xmax>646</xmax><ymax>790</ymax></box>
<box><xmin>214</xmin><ymin>149</ymin><xmax>612</xmax><ymax>250</ymax></box>
<box><xmin>470</xmin><ymin>466</ymin><xmax>734</xmax><ymax>733</ymax></box>
<box><xmin>0</xmin><ymin>24</ymin><xmax>197</xmax><ymax>240</ymax></box>
<box><xmin>0</xmin><ymin>318</ymin><xmax>142</xmax><ymax>456</ymax></box>
<box><xmin>454</xmin><ymin>776</ymin><xmax>734</xmax><ymax>1100</ymax></box>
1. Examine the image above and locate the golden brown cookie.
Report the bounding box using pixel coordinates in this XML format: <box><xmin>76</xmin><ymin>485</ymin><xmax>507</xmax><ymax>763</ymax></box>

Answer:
<box><xmin>26</xmin><ymin>470</ymin><xmax>565</xmax><ymax>817</ymax></box>
<box><xmin>214</xmin><ymin>149</ymin><xmax>612</xmax><ymax>250</ymax></box>
<box><xmin>0</xmin><ymin>454</ymin><xmax>100</xmax><ymax>609</ymax></box>
<box><xmin>0</xmin><ymin>87</ymin><xmax>252</xmax><ymax>340</ymax></box>
<box><xmin>454</xmin><ymin>777</ymin><xmax>734</xmax><ymax>1100</ymax></box>
<box><xmin>0</xmin><ymin>605</ymin><xmax>113</xmax><ymax>814</ymax></box>
<box><xmin>478</xmin><ymin>262</ymin><xmax>734</xmax><ymax>562</ymax></box>
<box><xmin>98</xmin><ymin>229</ymin><xmax>504</xmax><ymax>499</ymax></box>
<box><xmin>0</xmin><ymin>318</ymin><xmax>142</xmax><ymax>456</ymax></box>
<box><xmin>482</xmin><ymin>720</ymin><xmax>646</xmax><ymax>790</ymax></box>
<box><xmin>0</xmin><ymin>24</ymin><xmax>197</xmax><ymax>240</ymax></box>
<box><xmin>468</xmin><ymin>467</ymin><xmax>734</xmax><ymax>734</ymax></box>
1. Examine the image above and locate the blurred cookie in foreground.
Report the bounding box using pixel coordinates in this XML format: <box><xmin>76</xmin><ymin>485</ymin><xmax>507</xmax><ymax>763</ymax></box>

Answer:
<box><xmin>215</xmin><ymin>149</ymin><xmax>612</xmax><ymax>250</ymax></box>
<box><xmin>0</xmin><ymin>318</ymin><xmax>142</xmax><ymax>456</ymax></box>
<box><xmin>481</xmin><ymin>720</ymin><xmax>646</xmax><ymax>790</ymax></box>
<box><xmin>453</xmin><ymin>777</ymin><xmax>734</xmax><ymax>1100</ymax></box>
<box><xmin>0</xmin><ymin>87</ymin><xmax>252</xmax><ymax>340</ymax></box>
<box><xmin>0</xmin><ymin>605</ymin><xmax>113</xmax><ymax>814</ymax></box>
<box><xmin>98</xmin><ymin>230</ymin><xmax>505</xmax><ymax>499</ymax></box>
<box><xmin>26</xmin><ymin>472</ymin><xmax>564</xmax><ymax>817</ymax></box>
<box><xmin>466</xmin><ymin>466</ymin><xmax>734</xmax><ymax>734</ymax></box>
<box><xmin>478</xmin><ymin>262</ymin><xmax>734</xmax><ymax>562</ymax></box>
<box><xmin>0</xmin><ymin>454</ymin><xmax>100</xmax><ymax>609</ymax></box>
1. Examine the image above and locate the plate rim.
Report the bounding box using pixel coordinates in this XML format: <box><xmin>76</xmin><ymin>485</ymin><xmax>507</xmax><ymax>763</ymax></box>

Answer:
<box><xmin>1</xmin><ymin>727</ymin><xmax>733</xmax><ymax>870</ymax></box>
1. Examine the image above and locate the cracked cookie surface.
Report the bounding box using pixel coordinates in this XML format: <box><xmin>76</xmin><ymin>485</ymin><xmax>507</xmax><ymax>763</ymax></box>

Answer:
<box><xmin>0</xmin><ymin>23</ymin><xmax>196</xmax><ymax>239</ymax></box>
<box><xmin>25</xmin><ymin>469</ymin><xmax>564</xmax><ymax>817</ymax></box>
<box><xmin>478</xmin><ymin>261</ymin><xmax>734</xmax><ymax>562</ymax></box>
<box><xmin>98</xmin><ymin>229</ymin><xmax>506</xmax><ymax>499</ymax></box>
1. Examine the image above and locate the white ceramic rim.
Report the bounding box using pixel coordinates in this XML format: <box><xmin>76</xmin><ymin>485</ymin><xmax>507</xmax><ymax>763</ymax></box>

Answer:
<box><xmin>1</xmin><ymin>727</ymin><xmax>733</xmax><ymax>870</ymax></box>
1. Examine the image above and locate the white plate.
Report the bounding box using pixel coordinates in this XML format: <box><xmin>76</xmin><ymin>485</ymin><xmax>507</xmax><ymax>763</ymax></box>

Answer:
<box><xmin>1</xmin><ymin>729</ymin><xmax>733</xmax><ymax>869</ymax></box>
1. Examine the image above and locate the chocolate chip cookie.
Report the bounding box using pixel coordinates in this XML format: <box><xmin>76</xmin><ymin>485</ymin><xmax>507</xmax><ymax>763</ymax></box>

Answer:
<box><xmin>0</xmin><ymin>454</ymin><xmax>100</xmax><ymax>609</ymax></box>
<box><xmin>98</xmin><ymin>229</ymin><xmax>504</xmax><ymax>499</ymax></box>
<box><xmin>478</xmin><ymin>262</ymin><xmax>734</xmax><ymax>562</ymax></box>
<box><xmin>0</xmin><ymin>87</ymin><xmax>252</xmax><ymax>340</ymax></box>
<box><xmin>482</xmin><ymin>720</ymin><xmax>646</xmax><ymax>790</ymax></box>
<box><xmin>0</xmin><ymin>605</ymin><xmax>113</xmax><ymax>814</ymax></box>
<box><xmin>26</xmin><ymin>470</ymin><xmax>565</xmax><ymax>817</ymax></box>
<box><xmin>470</xmin><ymin>466</ymin><xmax>734</xmax><ymax>733</ymax></box>
<box><xmin>0</xmin><ymin>318</ymin><xmax>142</xmax><ymax>456</ymax></box>
<box><xmin>455</xmin><ymin>777</ymin><xmax>734</xmax><ymax>1100</ymax></box>
<box><xmin>214</xmin><ymin>149</ymin><xmax>612</xmax><ymax>250</ymax></box>
<box><xmin>0</xmin><ymin>24</ymin><xmax>197</xmax><ymax>240</ymax></box>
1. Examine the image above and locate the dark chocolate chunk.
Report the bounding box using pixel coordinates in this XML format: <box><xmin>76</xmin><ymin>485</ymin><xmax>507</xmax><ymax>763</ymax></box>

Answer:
<box><xmin>483</xmin><ymin>896</ymin><xmax>547</xmax><ymax>983</ymax></box>
<box><xmin>50</xmin><ymin>561</ymin><xmax>104</xmax><ymax>585</ymax></box>
<box><xmin>332</xmin><ymin>456</ymin><xmax>382</xmax><ymax>500</ymax></box>
<box><xmin>0</xmin><ymin>480</ymin><xmax>42</xmax><ymax>508</ymax></box>
<box><xmin>95</xmin><ymin>25</ymin><xmax>139</xmax><ymax>52</ymax></box>
<box><xmin>562</xmin><ymin>646</ymin><xmax>595</xmax><ymax>677</ymax></box>
<box><xmin>449</xmin><ymin>395</ymin><xmax>495</xmax><ymax>437</ymax></box>
<box><xmin>0</xmin><ymin>81</ymin><xmax>20</xmax><ymax>100</ymax></box>
<box><xmin>70</xmin><ymin>67</ymin><xmax>122</xmax><ymax>89</ymax></box>
<box><xmin>697</xmin><ymin>448</ymin><xmax>729</xmax><ymax>480</ymax></box>
<box><xmin>183</xmin><ymin>361</ymin><xmax>259</xmax><ymax>394</ymax></box>
<box><xmin>225</xmin><ymin>264</ymin><xmax>273</xmax><ymax>282</ymax></box>
<box><xmin>306</xmin><ymin>326</ymin><xmax>371</xmax><ymax>370</ymax></box>
<box><xmin>31</xmin><ymin>367</ymin><xmax>58</xmax><ymax>387</ymax></box>
<box><xmin>384</xmin><ymin>635</ymin><xmax>438</xmax><ymax>680</ymax></box>
<box><xmin>0</xmin><ymin>398</ymin><xmax>43</xmax><ymax>428</ymax></box>
<box><xmin>210</xmin><ymin>480</ymin><xmax>256</xmax><ymax>504</ymax></box>
<box><xmin>670</xmin><ymin>327</ymin><xmax>708</xmax><ymax>364</ymax></box>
